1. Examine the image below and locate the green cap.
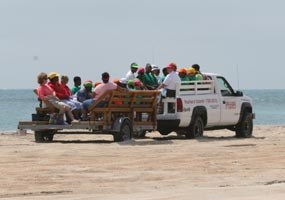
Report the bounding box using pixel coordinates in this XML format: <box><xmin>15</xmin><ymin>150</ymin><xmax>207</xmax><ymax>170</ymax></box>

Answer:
<box><xmin>131</xmin><ymin>63</ymin><xmax>139</xmax><ymax>69</ymax></box>
<box><xmin>83</xmin><ymin>80</ymin><xmax>93</xmax><ymax>88</ymax></box>
<box><xmin>127</xmin><ymin>80</ymin><xmax>134</xmax><ymax>86</ymax></box>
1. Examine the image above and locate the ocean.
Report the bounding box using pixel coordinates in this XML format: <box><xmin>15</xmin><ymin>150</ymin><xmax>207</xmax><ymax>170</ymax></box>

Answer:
<box><xmin>0</xmin><ymin>89</ymin><xmax>284</xmax><ymax>132</ymax></box>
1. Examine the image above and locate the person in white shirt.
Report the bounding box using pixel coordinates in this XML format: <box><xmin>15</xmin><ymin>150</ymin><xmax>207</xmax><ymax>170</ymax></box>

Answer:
<box><xmin>158</xmin><ymin>63</ymin><xmax>181</xmax><ymax>97</ymax></box>
<box><xmin>157</xmin><ymin>63</ymin><xmax>181</xmax><ymax>113</ymax></box>
<box><xmin>125</xmin><ymin>62</ymin><xmax>139</xmax><ymax>81</ymax></box>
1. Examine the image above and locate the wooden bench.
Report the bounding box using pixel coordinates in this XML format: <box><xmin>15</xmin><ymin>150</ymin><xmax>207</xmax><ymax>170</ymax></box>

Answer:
<box><xmin>88</xmin><ymin>89</ymin><xmax>160</xmax><ymax>129</ymax></box>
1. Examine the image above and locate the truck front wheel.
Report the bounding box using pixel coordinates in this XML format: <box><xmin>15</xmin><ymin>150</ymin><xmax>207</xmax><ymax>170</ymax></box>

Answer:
<box><xmin>235</xmin><ymin>112</ymin><xmax>253</xmax><ymax>138</ymax></box>
<box><xmin>186</xmin><ymin>116</ymin><xmax>204</xmax><ymax>139</ymax></box>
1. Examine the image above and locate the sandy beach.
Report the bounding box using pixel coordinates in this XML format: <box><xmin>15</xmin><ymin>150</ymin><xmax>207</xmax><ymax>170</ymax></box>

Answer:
<box><xmin>0</xmin><ymin>125</ymin><xmax>284</xmax><ymax>199</ymax></box>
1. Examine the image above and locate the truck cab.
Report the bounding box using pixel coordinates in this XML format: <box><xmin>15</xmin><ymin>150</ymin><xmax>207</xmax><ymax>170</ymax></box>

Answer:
<box><xmin>157</xmin><ymin>73</ymin><xmax>255</xmax><ymax>138</ymax></box>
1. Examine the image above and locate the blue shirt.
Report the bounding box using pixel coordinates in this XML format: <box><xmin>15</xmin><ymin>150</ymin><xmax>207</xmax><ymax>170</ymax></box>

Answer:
<box><xmin>76</xmin><ymin>87</ymin><xmax>93</xmax><ymax>102</ymax></box>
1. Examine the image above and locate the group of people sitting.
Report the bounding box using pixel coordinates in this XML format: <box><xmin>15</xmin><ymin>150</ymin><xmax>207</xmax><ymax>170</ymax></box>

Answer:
<box><xmin>125</xmin><ymin>62</ymin><xmax>206</xmax><ymax>97</ymax></box>
<box><xmin>36</xmin><ymin>62</ymin><xmax>206</xmax><ymax>123</ymax></box>
<box><xmin>36</xmin><ymin>71</ymin><xmax>117</xmax><ymax>123</ymax></box>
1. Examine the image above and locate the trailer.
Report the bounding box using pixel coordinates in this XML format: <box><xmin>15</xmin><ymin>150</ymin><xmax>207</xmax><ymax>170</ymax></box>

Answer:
<box><xmin>18</xmin><ymin>89</ymin><xmax>160</xmax><ymax>142</ymax></box>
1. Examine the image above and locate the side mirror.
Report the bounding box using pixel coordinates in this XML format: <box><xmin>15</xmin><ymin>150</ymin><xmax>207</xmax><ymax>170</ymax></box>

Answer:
<box><xmin>235</xmin><ymin>90</ymin><xmax>243</xmax><ymax>97</ymax></box>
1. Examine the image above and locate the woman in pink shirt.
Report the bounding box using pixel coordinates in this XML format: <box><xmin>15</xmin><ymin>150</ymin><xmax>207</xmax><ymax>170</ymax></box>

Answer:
<box><xmin>36</xmin><ymin>72</ymin><xmax>78</xmax><ymax>123</ymax></box>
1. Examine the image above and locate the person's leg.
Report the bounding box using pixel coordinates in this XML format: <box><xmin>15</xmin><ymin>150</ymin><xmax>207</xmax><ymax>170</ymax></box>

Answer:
<box><xmin>49</xmin><ymin>100</ymin><xmax>74</xmax><ymax>123</ymax></box>
<box><xmin>66</xmin><ymin>109</ymin><xmax>75</xmax><ymax>122</ymax></box>
<box><xmin>70</xmin><ymin>99</ymin><xmax>82</xmax><ymax>119</ymax></box>
<box><xmin>95</xmin><ymin>101</ymin><xmax>108</xmax><ymax>108</ymax></box>
<box><xmin>57</xmin><ymin>101</ymin><xmax>77</xmax><ymax>122</ymax></box>
<box><xmin>81</xmin><ymin>99</ymin><xmax>94</xmax><ymax>120</ymax></box>
<box><xmin>94</xmin><ymin>101</ymin><xmax>107</xmax><ymax>120</ymax></box>
<box><xmin>49</xmin><ymin>99</ymin><xmax>66</xmax><ymax>115</ymax></box>
<box><xmin>166</xmin><ymin>89</ymin><xmax>176</xmax><ymax>113</ymax></box>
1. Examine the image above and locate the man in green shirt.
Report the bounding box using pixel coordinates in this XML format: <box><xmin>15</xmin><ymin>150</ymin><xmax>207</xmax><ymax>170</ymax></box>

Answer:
<box><xmin>71</xmin><ymin>76</ymin><xmax>81</xmax><ymax>94</ymax></box>
<box><xmin>143</xmin><ymin>63</ymin><xmax>158</xmax><ymax>89</ymax></box>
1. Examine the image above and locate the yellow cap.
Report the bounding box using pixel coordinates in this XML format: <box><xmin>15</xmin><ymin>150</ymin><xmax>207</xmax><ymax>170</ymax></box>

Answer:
<box><xmin>187</xmin><ymin>67</ymin><xmax>196</xmax><ymax>75</ymax></box>
<box><xmin>48</xmin><ymin>72</ymin><xmax>60</xmax><ymax>79</ymax></box>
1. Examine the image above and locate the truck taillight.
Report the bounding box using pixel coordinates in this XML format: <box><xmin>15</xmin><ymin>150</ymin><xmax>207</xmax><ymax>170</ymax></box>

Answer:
<box><xmin>177</xmin><ymin>98</ymin><xmax>183</xmax><ymax>112</ymax></box>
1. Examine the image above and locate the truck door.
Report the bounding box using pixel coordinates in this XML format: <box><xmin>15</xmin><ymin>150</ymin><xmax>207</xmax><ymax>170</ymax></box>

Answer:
<box><xmin>217</xmin><ymin>76</ymin><xmax>241</xmax><ymax>125</ymax></box>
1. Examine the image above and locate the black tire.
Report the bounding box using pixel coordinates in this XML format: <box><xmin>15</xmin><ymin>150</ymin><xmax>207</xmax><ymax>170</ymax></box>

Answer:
<box><xmin>158</xmin><ymin>128</ymin><xmax>172</xmax><ymax>135</ymax></box>
<box><xmin>113</xmin><ymin>120</ymin><xmax>132</xmax><ymax>142</ymax></box>
<box><xmin>235</xmin><ymin>112</ymin><xmax>253</xmax><ymax>138</ymax></box>
<box><xmin>186</xmin><ymin>116</ymin><xmax>204</xmax><ymax>139</ymax></box>
<box><xmin>34</xmin><ymin>130</ymin><xmax>54</xmax><ymax>143</ymax></box>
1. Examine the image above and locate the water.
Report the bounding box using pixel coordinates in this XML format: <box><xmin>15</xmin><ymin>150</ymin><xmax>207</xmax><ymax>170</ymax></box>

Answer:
<box><xmin>0</xmin><ymin>89</ymin><xmax>284</xmax><ymax>131</ymax></box>
<box><xmin>243</xmin><ymin>90</ymin><xmax>285</xmax><ymax>125</ymax></box>
<box><xmin>0</xmin><ymin>89</ymin><xmax>38</xmax><ymax>132</ymax></box>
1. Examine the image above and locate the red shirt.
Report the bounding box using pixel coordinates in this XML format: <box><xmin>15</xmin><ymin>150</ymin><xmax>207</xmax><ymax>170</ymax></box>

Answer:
<box><xmin>61</xmin><ymin>84</ymin><xmax>72</xmax><ymax>97</ymax></box>
<box><xmin>48</xmin><ymin>82</ymin><xmax>69</xmax><ymax>100</ymax></box>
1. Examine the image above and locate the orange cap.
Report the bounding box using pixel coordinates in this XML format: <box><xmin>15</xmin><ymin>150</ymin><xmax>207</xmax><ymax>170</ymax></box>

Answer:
<box><xmin>113</xmin><ymin>78</ymin><xmax>120</xmax><ymax>84</ymax></box>
<box><xmin>94</xmin><ymin>81</ymin><xmax>101</xmax><ymax>87</ymax></box>
<box><xmin>178</xmin><ymin>68</ymin><xmax>187</xmax><ymax>74</ymax></box>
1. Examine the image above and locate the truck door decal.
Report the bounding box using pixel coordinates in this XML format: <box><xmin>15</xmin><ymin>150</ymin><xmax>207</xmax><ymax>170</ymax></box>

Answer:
<box><xmin>225</xmin><ymin>101</ymin><xmax>236</xmax><ymax>109</ymax></box>
<box><xmin>184</xmin><ymin>98</ymin><xmax>218</xmax><ymax>105</ymax></box>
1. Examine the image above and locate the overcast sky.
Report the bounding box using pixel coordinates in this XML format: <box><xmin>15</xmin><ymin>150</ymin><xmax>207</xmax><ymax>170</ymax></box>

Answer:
<box><xmin>0</xmin><ymin>0</ymin><xmax>284</xmax><ymax>89</ymax></box>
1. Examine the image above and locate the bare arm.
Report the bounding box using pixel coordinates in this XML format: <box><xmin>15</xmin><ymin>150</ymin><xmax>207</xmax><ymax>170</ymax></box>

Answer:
<box><xmin>157</xmin><ymin>83</ymin><xmax>165</xmax><ymax>90</ymax></box>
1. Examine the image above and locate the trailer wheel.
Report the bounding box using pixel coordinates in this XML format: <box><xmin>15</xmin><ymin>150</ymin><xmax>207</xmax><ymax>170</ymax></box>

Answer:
<box><xmin>235</xmin><ymin>112</ymin><xmax>253</xmax><ymax>138</ymax></box>
<box><xmin>186</xmin><ymin>116</ymin><xmax>204</xmax><ymax>139</ymax></box>
<box><xmin>113</xmin><ymin>119</ymin><xmax>132</xmax><ymax>142</ymax></box>
<box><xmin>34</xmin><ymin>130</ymin><xmax>54</xmax><ymax>143</ymax></box>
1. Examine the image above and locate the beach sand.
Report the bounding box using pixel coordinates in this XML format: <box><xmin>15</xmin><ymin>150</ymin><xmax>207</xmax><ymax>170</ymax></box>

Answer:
<box><xmin>0</xmin><ymin>125</ymin><xmax>284</xmax><ymax>199</ymax></box>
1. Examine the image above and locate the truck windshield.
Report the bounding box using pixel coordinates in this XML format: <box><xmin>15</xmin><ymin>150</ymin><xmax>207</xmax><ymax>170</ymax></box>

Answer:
<box><xmin>217</xmin><ymin>76</ymin><xmax>235</xmax><ymax>96</ymax></box>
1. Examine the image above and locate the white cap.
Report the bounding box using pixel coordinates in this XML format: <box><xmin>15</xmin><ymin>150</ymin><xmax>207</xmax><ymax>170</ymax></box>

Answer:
<box><xmin>119</xmin><ymin>77</ymin><xmax>127</xmax><ymax>84</ymax></box>
<box><xmin>151</xmin><ymin>65</ymin><xmax>159</xmax><ymax>71</ymax></box>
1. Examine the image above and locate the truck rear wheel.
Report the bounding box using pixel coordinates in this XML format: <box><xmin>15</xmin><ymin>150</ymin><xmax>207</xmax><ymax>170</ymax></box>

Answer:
<box><xmin>34</xmin><ymin>130</ymin><xmax>54</xmax><ymax>143</ymax></box>
<box><xmin>113</xmin><ymin>119</ymin><xmax>132</xmax><ymax>142</ymax></box>
<box><xmin>186</xmin><ymin>116</ymin><xmax>204</xmax><ymax>139</ymax></box>
<box><xmin>235</xmin><ymin>112</ymin><xmax>253</xmax><ymax>138</ymax></box>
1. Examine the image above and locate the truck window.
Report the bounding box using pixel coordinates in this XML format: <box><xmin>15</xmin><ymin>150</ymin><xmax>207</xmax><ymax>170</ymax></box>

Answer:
<box><xmin>217</xmin><ymin>77</ymin><xmax>235</xmax><ymax>96</ymax></box>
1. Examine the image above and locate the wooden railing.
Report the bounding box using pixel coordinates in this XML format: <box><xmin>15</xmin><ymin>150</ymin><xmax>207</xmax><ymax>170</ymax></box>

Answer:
<box><xmin>88</xmin><ymin>89</ymin><xmax>161</xmax><ymax>128</ymax></box>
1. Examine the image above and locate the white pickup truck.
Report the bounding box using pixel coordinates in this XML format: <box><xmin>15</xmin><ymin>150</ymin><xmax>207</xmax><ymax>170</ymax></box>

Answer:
<box><xmin>156</xmin><ymin>73</ymin><xmax>255</xmax><ymax>138</ymax></box>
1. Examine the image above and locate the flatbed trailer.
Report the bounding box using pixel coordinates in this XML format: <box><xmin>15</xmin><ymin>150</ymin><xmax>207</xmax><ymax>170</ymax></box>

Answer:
<box><xmin>18</xmin><ymin>90</ymin><xmax>160</xmax><ymax>142</ymax></box>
